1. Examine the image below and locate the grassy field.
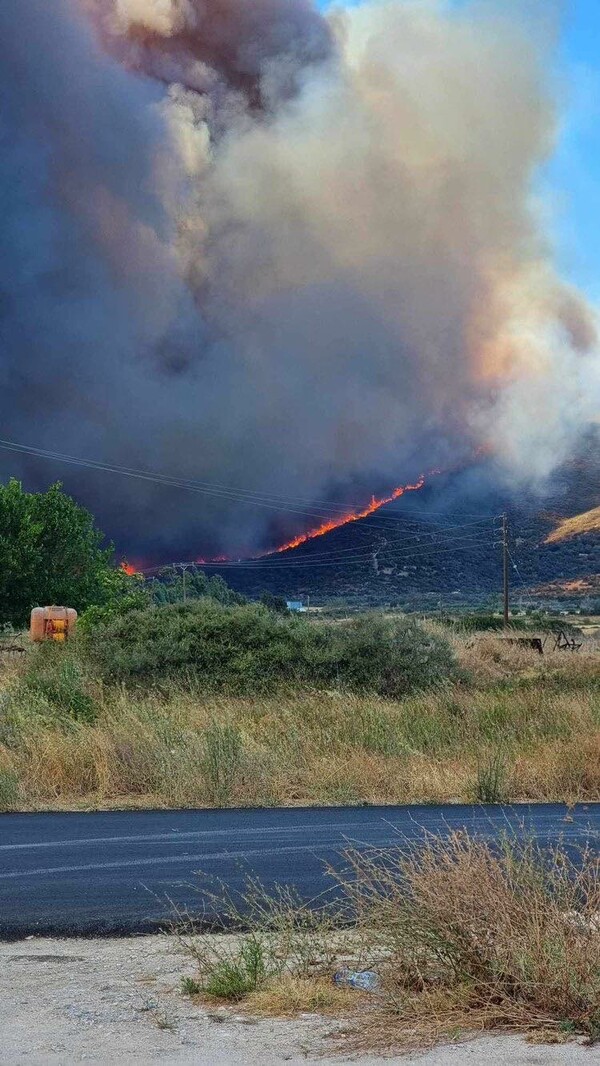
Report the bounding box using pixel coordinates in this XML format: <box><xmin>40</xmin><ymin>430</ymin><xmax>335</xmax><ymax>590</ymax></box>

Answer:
<box><xmin>0</xmin><ymin>621</ymin><xmax>598</xmax><ymax>811</ymax></box>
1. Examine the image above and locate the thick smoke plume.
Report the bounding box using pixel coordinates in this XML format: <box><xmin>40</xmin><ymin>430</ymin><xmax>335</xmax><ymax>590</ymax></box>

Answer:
<box><xmin>0</xmin><ymin>0</ymin><xmax>598</xmax><ymax>558</ymax></box>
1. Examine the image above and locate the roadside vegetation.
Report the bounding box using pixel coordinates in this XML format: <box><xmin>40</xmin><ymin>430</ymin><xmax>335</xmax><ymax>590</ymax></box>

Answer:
<box><xmin>179</xmin><ymin>831</ymin><xmax>600</xmax><ymax>1050</ymax></box>
<box><xmin>0</xmin><ymin>610</ymin><xmax>598</xmax><ymax>810</ymax></box>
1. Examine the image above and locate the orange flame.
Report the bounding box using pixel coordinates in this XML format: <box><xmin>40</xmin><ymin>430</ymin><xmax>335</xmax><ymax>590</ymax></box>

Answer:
<box><xmin>121</xmin><ymin>469</ymin><xmax>446</xmax><ymax>569</ymax></box>
<box><xmin>268</xmin><ymin>473</ymin><xmax>433</xmax><ymax>555</ymax></box>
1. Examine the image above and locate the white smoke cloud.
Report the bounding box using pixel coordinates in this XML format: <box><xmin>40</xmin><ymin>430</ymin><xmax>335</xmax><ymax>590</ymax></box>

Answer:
<box><xmin>148</xmin><ymin>0</ymin><xmax>599</xmax><ymax>486</ymax></box>
<box><xmin>1</xmin><ymin>0</ymin><xmax>598</xmax><ymax>557</ymax></box>
<box><xmin>112</xmin><ymin>0</ymin><xmax>178</xmax><ymax>34</ymax></box>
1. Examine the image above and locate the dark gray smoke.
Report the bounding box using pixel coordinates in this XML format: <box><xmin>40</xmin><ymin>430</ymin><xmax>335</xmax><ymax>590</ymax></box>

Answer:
<box><xmin>0</xmin><ymin>0</ymin><xmax>598</xmax><ymax>561</ymax></box>
<box><xmin>85</xmin><ymin>0</ymin><xmax>333</xmax><ymax>107</ymax></box>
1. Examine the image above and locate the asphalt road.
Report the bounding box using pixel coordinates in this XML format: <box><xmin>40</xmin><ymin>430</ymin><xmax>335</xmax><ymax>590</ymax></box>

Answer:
<box><xmin>1</xmin><ymin>803</ymin><xmax>599</xmax><ymax>939</ymax></box>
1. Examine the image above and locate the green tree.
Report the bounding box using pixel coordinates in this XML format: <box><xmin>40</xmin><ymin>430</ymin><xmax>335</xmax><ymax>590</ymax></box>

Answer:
<box><xmin>149</xmin><ymin>566</ymin><xmax>246</xmax><ymax>607</ymax></box>
<box><xmin>0</xmin><ymin>479</ymin><xmax>121</xmax><ymax>626</ymax></box>
<box><xmin>77</xmin><ymin>566</ymin><xmax>150</xmax><ymax>631</ymax></box>
<box><xmin>259</xmin><ymin>591</ymin><xmax>291</xmax><ymax>615</ymax></box>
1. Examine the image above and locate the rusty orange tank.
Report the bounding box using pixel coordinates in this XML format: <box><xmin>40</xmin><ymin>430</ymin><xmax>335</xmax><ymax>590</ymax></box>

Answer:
<box><xmin>30</xmin><ymin>606</ymin><xmax>78</xmax><ymax>643</ymax></box>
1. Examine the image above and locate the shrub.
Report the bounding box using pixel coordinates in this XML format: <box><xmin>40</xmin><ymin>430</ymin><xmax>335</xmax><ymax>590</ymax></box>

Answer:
<box><xmin>181</xmin><ymin>977</ymin><xmax>201</xmax><ymax>996</ymax></box>
<box><xmin>178</xmin><ymin>879</ymin><xmax>340</xmax><ymax>1001</ymax></box>
<box><xmin>78</xmin><ymin>573</ymin><xmax>149</xmax><ymax>633</ymax></box>
<box><xmin>259</xmin><ymin>592</ymin><xmax>290</xmax><ymax>615</ymax></box>
<box><xmin>82</xmin><ymin>600</ymin><xmax>318</xmax><ymax>692</ymax></box>
<box><xmin>328</xmin><ymin>614</ymin><xmax>457</xmax><ymax>699</ymax></box>
<box><xmin>81</xmin><ymin>600</ymin><xmax>457</xmax><ymax>697</ymax></box>
<box><xmin>10</xmin><ymin>644</ymin><xmax>97</xmax><ymax>724</ymax></box>
<box><xmin>179</xmin><ymin>931</ymin><xmax>277</xmax><ymax>1002</ymax></box>
<box><xmin>150</xmin><ymin>568</ymin><xmax>246</xmax><ymax>608</ymax></box>
<box><xmin>204</xmin><ymin>937</ymin><xmax>271</xmax><ymax>1001</ymax></box>
<box><xmin>338</xmin><ymin>832</ymin><xmax>600</xmax><ymax>1047</ymax></box>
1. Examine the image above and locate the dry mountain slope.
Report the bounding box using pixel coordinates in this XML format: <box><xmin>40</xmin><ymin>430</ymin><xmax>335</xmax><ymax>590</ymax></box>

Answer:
<box><xmin>202</xmin><ymin>450</ymin><xmax>600</xmax><ymax>608</ymax></box>
<box><xmin>546</xmin><ymin>506</ymin><xmax>600</xmax><ymax>544</ymax></box>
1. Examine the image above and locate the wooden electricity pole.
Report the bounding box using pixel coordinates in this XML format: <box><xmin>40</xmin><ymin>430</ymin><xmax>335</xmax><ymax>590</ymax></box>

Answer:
<box><xmin>180</xmin><ymin>564</ymin><xmax>190</xmax><ymax>604</ymax></box>
<box><xmin>502</xmin><ymin>514</ymin><xmax>510</xmax><ymax>627</ymax></box>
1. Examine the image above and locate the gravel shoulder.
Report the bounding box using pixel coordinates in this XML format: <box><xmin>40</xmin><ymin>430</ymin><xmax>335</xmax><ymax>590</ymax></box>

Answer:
<box><xmin>0</xmin><ymin>935</ymin><xmax>593</xmax><ymax>1065</ymax></box>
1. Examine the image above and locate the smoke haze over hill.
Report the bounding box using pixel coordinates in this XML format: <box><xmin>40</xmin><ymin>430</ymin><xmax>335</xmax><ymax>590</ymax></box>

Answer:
<box><xmin>0</xmin><ymin>0</ymin><xmax>598</xmax><ymax>558</ymax></box>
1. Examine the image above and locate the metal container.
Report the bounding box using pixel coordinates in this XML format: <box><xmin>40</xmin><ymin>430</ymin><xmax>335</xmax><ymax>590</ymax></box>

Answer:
<box><xmin>30</xmin><ymin>606</ymin><xmax>78</xmax><ymax>643</ymax></box>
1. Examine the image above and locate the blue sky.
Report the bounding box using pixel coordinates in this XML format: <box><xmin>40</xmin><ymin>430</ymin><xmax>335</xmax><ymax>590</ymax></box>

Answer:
<box><xmin>324</xmin><ymin>0</ymin><xmax>600</xmax><ymax>305</ymax></box>
<box><xmin>546</xmin><ymin>0</ymin><xmax>600</xmax><ymax>302</ymax></box>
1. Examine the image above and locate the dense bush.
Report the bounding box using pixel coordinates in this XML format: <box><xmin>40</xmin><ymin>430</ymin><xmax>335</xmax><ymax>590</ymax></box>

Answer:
<box><xmin>326</xmin><ymin>614</ymin><xmax>456</xmax><ymax>698</ymax></box>
<box><xmin>259</xmin><ymin>592</ymin><xmax>290</xmax><ymax>615</ymax></box>
<box><xmin>80</xmin><ymin>567</ymin><xmax>247</xmax><ymax>632</ymax></box>
<box><xmin>82</xmin><ymin>600</ymin><xmax>457</xmax><ymax>697</ymax></box>
<box><xmin>78</xmin><ymin>570</ymin><xmax>150</xmax><ymax>631</ymax></box>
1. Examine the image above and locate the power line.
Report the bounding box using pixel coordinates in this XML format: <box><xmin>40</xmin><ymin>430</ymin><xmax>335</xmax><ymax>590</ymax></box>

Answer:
<box><xmin>0</xmin><ymin>436</ymin><xmax>506</xmax><ymax>570</ymax></box>
<box><xmin>262</xmin><ymin>518</ymin><xmax>500</xmax><ymax>562</ymax></box>
<box><xmin>0</xmin><ymin>438</ymin><xmax>441</xmax><ymax>521</ymax></box>
<box><xmin>0</xmin><ymin>436</ymin><xmax>495</xmax><ymax>526</ymax></box>
<box><xmin>0</xmin><ymin>439</ymin><xmax>348</xmax><ymax>520</ymax></box>
<box><xmin>142</xmin><ymin>532</ymin><xmax>497</xmax><ymax>573</ymax></box>
<box><xmin>506</xmin><ymin>546</ymin><xmax>537</xmax><ymax>610</ymax></box>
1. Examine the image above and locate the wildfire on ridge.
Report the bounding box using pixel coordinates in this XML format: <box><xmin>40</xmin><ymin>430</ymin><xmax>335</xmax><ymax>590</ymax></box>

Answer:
<box><xmin>119</xmin><ymin>471</ymin><xmax>436</xmax><ymax>570</ymax></box>
<box><xmin>268</xmin><ymin>473</ymin><xmax>431</xmax><ymax>556</ymax></box>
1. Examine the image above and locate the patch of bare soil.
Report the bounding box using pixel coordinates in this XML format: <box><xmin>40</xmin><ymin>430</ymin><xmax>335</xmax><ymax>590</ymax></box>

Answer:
<box><xmin>0</xmin><ymin>936</ymin><xmax>592</xmax><ymax>1065</ymax></box>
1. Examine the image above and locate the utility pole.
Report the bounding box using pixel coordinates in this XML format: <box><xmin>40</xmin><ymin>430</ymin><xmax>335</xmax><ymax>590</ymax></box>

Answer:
<box><xmin>502</xmin><ymin>514</ymin><xmax>510</xmax><ymax>627</ymax></box>
<box><xmin>181</xmin><ymin>564</ymin><xmax>190</xmax><ymax>604</ymax></box>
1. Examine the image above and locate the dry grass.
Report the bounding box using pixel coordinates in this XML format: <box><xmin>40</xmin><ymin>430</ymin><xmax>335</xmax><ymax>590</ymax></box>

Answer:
<box><xmin>454</xmin><ymin>633</ymin><xmax>599</xmax><ymax>688</ymax></box>
<box><xmin>178</xmin><ymin>832</ymin><xmax>600</xmax><ymax>1051</ymax></box>
<box><xmin>0</xmin><ymin>630</ymin><xmax>598</xmax><ymax>810</ymax></box>
<box><xmin>340</xmin><ymin>833</ymin><xmax>600</xmax><ymax>1050</ymax></box>
<box><xmin>546</xmin><ymin>506</ymin><xmax>600</xmax><ymax>544</ymax></box>
<box><xmin>244</xmin><ymin>976</ymin><xmax>360</xmax><ymax>1017</ymax></box>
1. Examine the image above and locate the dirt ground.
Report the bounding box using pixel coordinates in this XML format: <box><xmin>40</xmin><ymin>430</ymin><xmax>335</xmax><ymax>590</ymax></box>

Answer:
<box><xmin>0</xmin><ymin>935</ymin><xmax>594</xmax><ymax>1065</ymax></box>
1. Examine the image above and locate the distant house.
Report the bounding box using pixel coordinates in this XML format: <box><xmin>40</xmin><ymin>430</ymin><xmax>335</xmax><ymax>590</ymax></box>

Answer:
<box><xmin>286</xmin><ymin>601</ymin><xmax>307</xmax><ymax>613</ymax></box>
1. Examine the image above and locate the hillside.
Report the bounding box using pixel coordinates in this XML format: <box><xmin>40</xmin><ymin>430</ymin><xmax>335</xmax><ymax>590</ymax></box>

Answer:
<box><xmin>207</xmin><ymin>445</ymin><xmax>600</xmax><ymax>611</ymax></box>
<box><xmin>546</xmin><ymin>506</ymin><xmax>600</xmax><ymax>545</ymax></box>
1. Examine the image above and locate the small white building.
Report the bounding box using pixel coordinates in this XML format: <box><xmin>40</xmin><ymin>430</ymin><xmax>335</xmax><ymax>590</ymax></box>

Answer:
<box><xmin>286</xmin><ymin>600</ymin><xmax>307</xmax><ymax>613</ymax></box>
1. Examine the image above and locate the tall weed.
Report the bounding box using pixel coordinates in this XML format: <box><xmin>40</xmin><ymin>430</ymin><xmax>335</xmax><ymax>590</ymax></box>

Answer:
<box><xmin>200</xmin><ymin>721</ymin><xmax>243</xmax><ymax>806</ymax></box>
<box><xmin>474</xmin><ymin>749</ymin><xmax>510</xmax><ymax>803</ymax></box>
<box><xmin>0</xmin><ymin>767</ymin><xmax>20</xmax><ymax>810</ymax></box>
